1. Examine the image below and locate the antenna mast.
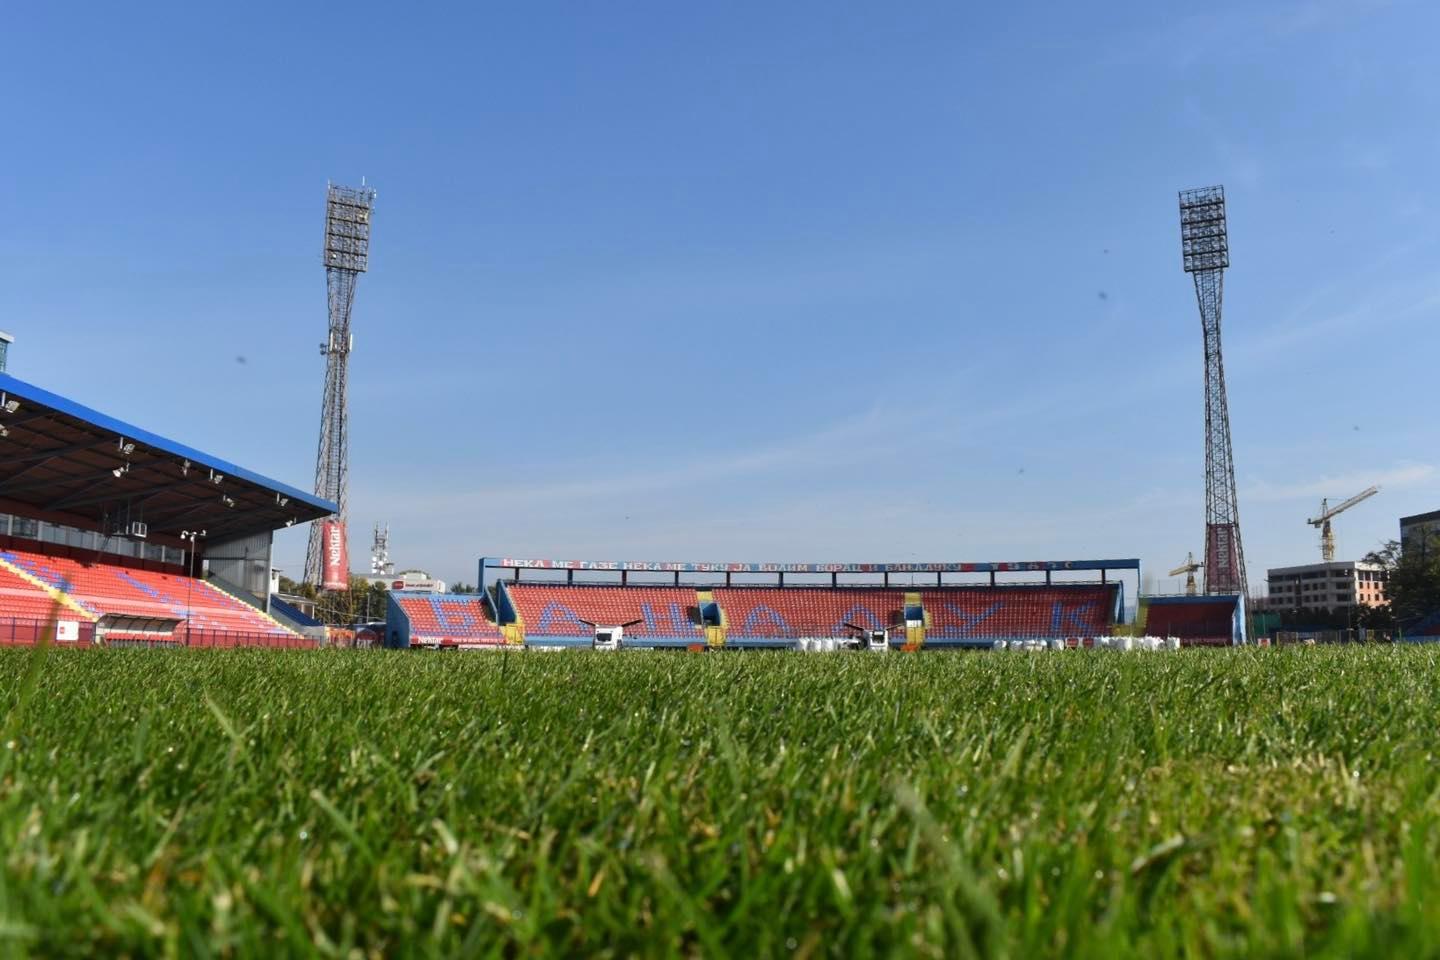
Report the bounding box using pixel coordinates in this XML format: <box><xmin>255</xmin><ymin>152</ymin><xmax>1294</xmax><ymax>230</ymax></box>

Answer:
<box><xmin>370</xmin><ymin>522</ymin><xmax>394</xmax><ymax>577</ymax></box>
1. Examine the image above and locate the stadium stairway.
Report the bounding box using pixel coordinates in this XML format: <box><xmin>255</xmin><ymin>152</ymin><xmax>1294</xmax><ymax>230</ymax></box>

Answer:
<box><xmin>492</xmin><ymin>581</ymin><xmax>525</xmax><ymax>645</ymax></box>
<box><xmin>696</xmin><ymin>589</ymin><xmax>725</xmax><ymax>648</ymax></box>
<box><xmin>202</xmin><ymin>573</ymin><xmax>308</xmax><ymax>637</ymax></box>
<box><xmin>1131</xmin><ymin>599</ymin><xmax>1151</xmax><ymax>637</ymax></box>
<box><xmin>267</xmin><ymin>594</ymin><xmax>328</xmax><ymax>639</ymax></box>
<box><xmin>0</xmin><ymin>556</ymin><xmax>95</xmax><ymax>625</ymax></box>
<box><xmin>903</xmin><ymin>591</ymin><xmax>926</xmax><ymax>651</ymax></box>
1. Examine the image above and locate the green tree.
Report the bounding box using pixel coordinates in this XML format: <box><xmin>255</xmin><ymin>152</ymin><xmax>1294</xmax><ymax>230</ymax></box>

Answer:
<box><xmin>276</xmin><ymin>574</ymin><xmax>316</xmax><ymax>600</ymax></box>
<box><xmin>306</xmin><ymin>576</ymin><xmax>389</xmax><ymax>625</ymax></box>
<box><xmin>1362</xmin><ymin>535</ymin><xmax>1440</xmax><ymax>629</ymax></box>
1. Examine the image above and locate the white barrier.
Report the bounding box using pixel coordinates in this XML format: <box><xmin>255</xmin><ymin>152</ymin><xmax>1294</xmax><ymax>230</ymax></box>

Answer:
<box><xmin>988</xmin><ymin>635</ymin><xmax>1185</xmax><ymax>653</ymax></box>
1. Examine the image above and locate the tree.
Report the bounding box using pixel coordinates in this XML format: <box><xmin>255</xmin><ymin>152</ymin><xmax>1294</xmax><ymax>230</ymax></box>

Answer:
<box><xmin>450</xmin><ymin>582</ymin><xmax>475</xmax><ymax>595</ymax></box>
<box><xmin>276</xmin><ymin>574</ymin><xmax>316</xmax><ymax>599</ymax></box>
<box><xmin>304</xmin><ymin>575</ymin><xmax>389</xmax><ymax>626</ymax></box>
<box><xmin>1362</xmin><ymin>535</ymin><xmax>1440</xmax><ymax>630</ymax></box>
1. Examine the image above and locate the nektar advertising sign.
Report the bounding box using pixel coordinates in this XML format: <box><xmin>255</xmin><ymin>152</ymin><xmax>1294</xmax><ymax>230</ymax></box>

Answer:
<box><xmin>322</xmin><ymin>520</ymin><xmax>349</xmax><ymax>590</ymax></box>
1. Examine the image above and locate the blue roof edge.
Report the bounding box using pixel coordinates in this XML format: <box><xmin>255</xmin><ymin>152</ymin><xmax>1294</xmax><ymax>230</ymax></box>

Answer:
<box><xmin>0</xmin><ymin>372</ymin><xmax>336</xmax><ymax>515</ymax></box>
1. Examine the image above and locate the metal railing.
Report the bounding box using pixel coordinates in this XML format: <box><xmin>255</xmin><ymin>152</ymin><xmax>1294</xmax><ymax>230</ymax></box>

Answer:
<box><xmin>0</xmin><ymin>618</ymin><xmax>315</xmax><ymax>650</ymax></box>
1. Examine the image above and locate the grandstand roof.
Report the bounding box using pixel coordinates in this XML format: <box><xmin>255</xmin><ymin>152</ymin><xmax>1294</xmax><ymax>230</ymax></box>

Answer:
<box><xmin>482</xmin><ymin>557</ymin><xmax>1141</xmax><ymax>574</ymax></box>
<box><xmin>0</xmin><ymin>372</ymin><xmax>334</xmax><ymax>544</ymax></box>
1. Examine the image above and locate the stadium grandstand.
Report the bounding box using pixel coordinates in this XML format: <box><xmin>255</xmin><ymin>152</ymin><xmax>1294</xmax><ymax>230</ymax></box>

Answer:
<box><xmin>1139</xmin><ymin>595</ymin><xmax>1245</xmax><ymax>646</ymax></box>
<box><xmin>381</xmin><ymin>556</ymin><xmax>1185</xmax><ymax>650</ymax></box>
<box><xmin>0</xmin><ymin>373</ymin><xmax>334</xmax><ymax>647</ymax></box>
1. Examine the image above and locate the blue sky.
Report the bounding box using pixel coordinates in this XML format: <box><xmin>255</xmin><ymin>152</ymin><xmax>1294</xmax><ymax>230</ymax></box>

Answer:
<box><xmin>3</xmin><ymin>0</ymin><xmax>1438</xmax><ymax>591</ymax></box>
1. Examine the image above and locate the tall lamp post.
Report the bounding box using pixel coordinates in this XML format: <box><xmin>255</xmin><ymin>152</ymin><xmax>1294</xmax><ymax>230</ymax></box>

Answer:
<box><xmin>1179</xmin><ymin>185</ymin><xmax>1253</xmax><ymax>644</ymax></box>
<box><xmin>181</xmin><ymin>529</ymin><xmax>206</xmax><ymax>645</ymax></box>
<box><xmin>305</xmin><ymin>183</ymin><xmax>376</xmax><ymax>596</ymax></box>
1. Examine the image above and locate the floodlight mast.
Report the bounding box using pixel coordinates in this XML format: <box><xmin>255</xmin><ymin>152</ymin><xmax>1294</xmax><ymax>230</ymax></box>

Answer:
<box><xmin>1179</xmin><ymin>185</ymin><xmax>1249</xmax><ymax>609</ymax></box>
<box><xmin>304</xmin><ymin>183</ymin><xmax>375</xmax><ymax>590</ymax></box>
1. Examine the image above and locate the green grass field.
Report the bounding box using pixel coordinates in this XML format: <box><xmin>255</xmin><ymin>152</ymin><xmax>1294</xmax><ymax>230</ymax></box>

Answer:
<box><xmin>2</xmin><ymin>646</ymin><xmax>1440</xmax><ymax>958</ymax></box>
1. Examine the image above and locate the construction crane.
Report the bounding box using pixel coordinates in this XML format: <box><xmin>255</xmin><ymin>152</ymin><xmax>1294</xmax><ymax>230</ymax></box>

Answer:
<box><xmin>1168</xmin><ymin>552</ymin><xmax>1202</xmax><ymax>596</ymax></box>
<box><xmin>1307</xmin><ymin>486</ymin><xmax>1379</xmax><ymax>562</ymax></box>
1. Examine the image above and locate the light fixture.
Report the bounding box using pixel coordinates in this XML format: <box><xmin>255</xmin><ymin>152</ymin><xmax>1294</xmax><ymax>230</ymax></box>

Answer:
<box><xmin>117</xmin><ymin>439</ymin><xmax>135</xmax><ymax>456</ymax></box>
<box><xmin>111</xmin><ymin>463</ymin><xmax>130</xmax><ymax>479</ymax></box>
<box><xmin>284</xmin><ymin>518</ymin><xmax>296</xmax><ymax>527</ymax></box>
<box><xmin>275</xmin><ymin>494</ymin><xmax>289</xmax><ymax>507</ymax></box>
<box><xmin>209</xmin><ymin>470</ymin><xmax>224</xmax><ymax>485</ymax></box>
<box><xmin>0</xmin><ymin>394</ymin><xmax>18</xmax><ymax>414</ymax></box>
<box><xmin>221</xmin><ymin>495</ymin><xmax>235</xmax><ymax>507</ymax></box>
<box><xmin>181</xmin><ymin>459</ymin><xmax>191</xmax><ymax>477</ymax></box>
<box><xmin>0</xmin><ymin>425</ymin><xmax>8</xmax><ymax>438</ymax></box>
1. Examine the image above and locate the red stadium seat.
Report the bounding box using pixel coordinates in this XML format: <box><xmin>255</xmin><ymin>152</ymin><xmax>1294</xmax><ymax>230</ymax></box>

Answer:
<box><xmin>0</xmin><ymin>548</ymin><xmax>301</xmax><ymax>644</ymax></box>
<box><xmin>508</xmin><ymin>585</ymin><xmax>701</xmax><ymax>639</ymax></box>
<box><xmin>711</xmin><ymin>588</ymin><xmax>902</xmax><ymax>638</ymax></box>
<box><xmin>0</xmin><ymin>562</ymin><xmax>72</xmax><ymax>624</ymax></box>
<box><xmin>920</xmin><ymin>585</ymin><xmax>1117</xmax><ymax>640</ymax></box>
<box><xmin>505</xmin><ymin>583</ymin><xmax>1120</xmax><ymax>643</ymax></box>
<box><xmin>393</xmin><ymin>594</ymin><xmax>505</xmax><ymax>646</ymax></box>
<box><xmin>1144</xmin><ymin>599</ymin><xmax>1235</xmax><ymax>646</ymax></box>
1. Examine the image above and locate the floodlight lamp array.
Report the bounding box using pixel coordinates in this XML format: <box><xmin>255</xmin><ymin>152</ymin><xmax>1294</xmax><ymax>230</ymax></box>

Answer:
<box><xmin>1179</xmin><ymin>185</ymin><xmax>1229</xmax><ymax>273</ymax></box>
<box><xmin>324</xmin><ymin>184</ymin><xmax>376</xmax><ymax>273</ymax></box>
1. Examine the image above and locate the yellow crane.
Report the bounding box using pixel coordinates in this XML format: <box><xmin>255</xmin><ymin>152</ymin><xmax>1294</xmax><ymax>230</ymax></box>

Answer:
<box><xmin>1168</xmin><ymin>552</ymin><xmax>1202</xmax><ymax>596</ymax></box>
<box><xmin>1307</xmin><ymin>485</ymin><xmax>1379</xmax><ymax>562</ymax></box>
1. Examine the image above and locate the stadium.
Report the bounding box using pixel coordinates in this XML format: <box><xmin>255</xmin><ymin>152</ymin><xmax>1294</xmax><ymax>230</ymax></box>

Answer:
<box><xmin>0</xmin><ymin>369</ymin><xmax>1242</xmax><ymax>650</ymax></box>
<box><xmin>0</xmin><ymin>177</ymin><xmax>1274</xmax><ymax>654</ymax></box>
<box><xmin>0</xmin><ymin>364</ymin><xmax>1244</xmax><ymax>652</ymax></box>
<box><xmin>0</xmin><ymin>372</ymin><xmax>330</xmax><ymax>648</ymax></box>
<box><xmin>388</xmin><ymin>557</ymin><xmax>1244</xmax><ymax>650</ymax></box>
<box><xmin>0</xmin><ymin>181</ymin><xmax>1269</xmax><ymax>655</ymax></box>
<box><xmin>12</xmin><ymin>8</ymin><xmax>1440</xmax><ymax>955</ymax></box>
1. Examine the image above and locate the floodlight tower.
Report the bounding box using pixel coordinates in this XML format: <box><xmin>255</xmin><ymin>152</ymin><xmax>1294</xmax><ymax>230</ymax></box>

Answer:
<box><xmin>304</xmin><ymin>183</ymin><xmax>376</xmax><ymax>588</ymax></box>
<box><xmin>1179</xmin><ymin>185</ymin><xmax>1249</xmax><ymax>605</ymax></box>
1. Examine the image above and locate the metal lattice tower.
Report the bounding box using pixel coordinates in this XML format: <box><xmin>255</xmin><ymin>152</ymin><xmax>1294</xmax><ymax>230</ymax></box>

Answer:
<box><xmin>1179</xmin><ymin>185</ymin><xmax>1249</xmax><ymax>606</ymax></box>
<box><xmin>371</xmin><ymin>522</ymin><xmax>393</xmax><ymax>577</ymax></box>
<box><xmin>304</xmin><ymin>183</ymin><xmax>376</xmax><ymax>586</ymax></box>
